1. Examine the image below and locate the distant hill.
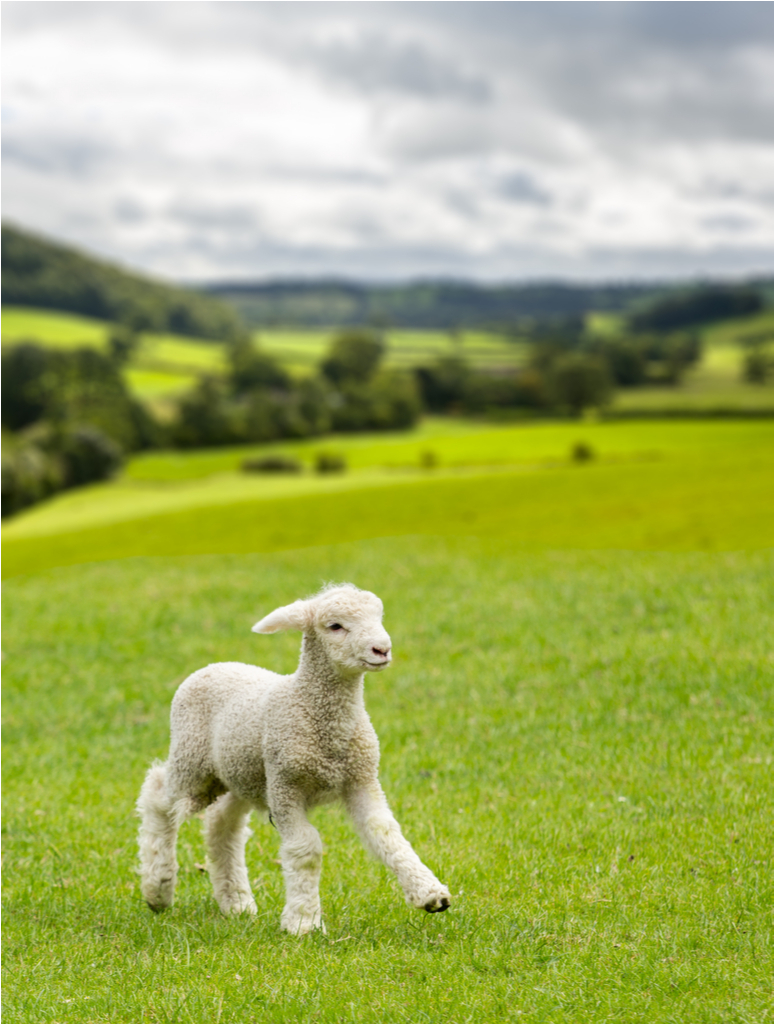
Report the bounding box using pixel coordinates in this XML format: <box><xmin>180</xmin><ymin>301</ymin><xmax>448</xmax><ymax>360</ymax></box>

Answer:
<box><xmin>206</xmin><ymin>278</ymin><xmax>669</xmax><ymax>329</ymax></box>
<box><xmin>1</xmin><ymin>224</ymin><xmax>243</xmax><ymax>341</ymax></box>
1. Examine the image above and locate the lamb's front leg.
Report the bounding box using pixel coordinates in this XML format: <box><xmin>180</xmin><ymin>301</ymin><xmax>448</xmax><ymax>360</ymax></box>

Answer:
<box><xmin>269</xmin><ymin>786</ymin><xmax>325</xmax><ymax>935</ymax></box>
<box><xmin>345</xmin><ymin>783</ymin><xmax>451</xmax><ymax>913</ymax></box>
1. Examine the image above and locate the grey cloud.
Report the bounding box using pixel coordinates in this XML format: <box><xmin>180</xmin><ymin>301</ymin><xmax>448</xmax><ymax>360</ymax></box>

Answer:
<box><xmin>378</xmin><ymin>106</ymin><xmax>494</xmax><ymax>161</ymax></box>
<box><xmin>166</xmin><ymin>201</ymin><xmax>262</xmax><ymax>232</ymax></box>
<box><xmin>2</xmin><ymin>131</ymin><xmax>115</xmax><ymax>177</ymax></box>
<box><xmin>701</xmin><ymin>214</ymin><xmax>758</xmax><ymax>234</ymax></box>
<box><xmin>114</xmin><ymin>197</ymin><xmax>147</xmax><ymax>224</ymax></box>
<box><xmin>310</xmin><ymin>34</ymin><xmax>490</xmax><ymax>102</ymax></box>
<box><xmin>498</xmin><ymin>172</ymin><xmax>551</xmax><ymax>206</ymax></box>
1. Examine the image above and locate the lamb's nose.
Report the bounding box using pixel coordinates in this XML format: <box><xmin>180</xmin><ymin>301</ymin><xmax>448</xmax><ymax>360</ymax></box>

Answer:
<box><xmin>372</xmin><ymin>645</ymin><xmax>390</xmax><ymax>657</ymax></box>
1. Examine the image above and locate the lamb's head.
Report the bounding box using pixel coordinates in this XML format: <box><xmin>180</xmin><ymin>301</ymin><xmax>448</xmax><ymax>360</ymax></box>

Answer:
<box><xmin>252</xmin><ymin>583</ymin><xmax>392</xmax><ymax>674</ymax></box>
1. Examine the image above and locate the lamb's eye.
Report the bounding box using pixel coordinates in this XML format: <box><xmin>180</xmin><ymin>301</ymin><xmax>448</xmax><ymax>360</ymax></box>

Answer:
<box><xmin>329</xmin><ymin>623</ymin><xmax>343</xmax><ymax>631</ymax></box>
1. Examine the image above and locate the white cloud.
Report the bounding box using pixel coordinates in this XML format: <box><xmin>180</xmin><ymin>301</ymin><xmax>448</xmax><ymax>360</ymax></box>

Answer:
<box><xmin>2</xmin><ymin>1</ymin><xmax>774</xmax><ymax>281</ymax></box>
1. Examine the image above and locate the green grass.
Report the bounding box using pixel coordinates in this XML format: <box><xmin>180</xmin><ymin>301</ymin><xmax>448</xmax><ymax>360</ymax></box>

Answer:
<box><xmin>257</xmin><ymin>327</ymin><xmax>527</xmax><ymax>376</ymax></box>
<box><xmin>1</xmin><ymin>308</ymin><xmax>227</xmax><ymax>403</ymax></box>
<box><xmin>3</xmin><ymin>416</ymin><xmax>773</xmax><ymax>1020</ymax></box>
<box><xmin>1</xmin><ymin>307</ymin><xmax>525</xmax><ymax>399</ymax></box>
<box><xmin>3</xmin><ymin>539</ymin><xmax>773</xmax><ymax>1022</ymax></box>
<box><xmin>3</xmin><ymin>419</ymin><xmax>773</xmax><ymax>579</ymax></box>
<box><xmin>610</xmin><ymin>311</ymin><xmax>774</xmax><ymax>415</ymax></box>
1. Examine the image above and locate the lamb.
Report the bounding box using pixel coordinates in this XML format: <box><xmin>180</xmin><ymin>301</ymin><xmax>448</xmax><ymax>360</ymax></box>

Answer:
<box><xmin>136</xmin><ymin>583</ymin><xmax>451</xmax><ymax>935</ymax></box>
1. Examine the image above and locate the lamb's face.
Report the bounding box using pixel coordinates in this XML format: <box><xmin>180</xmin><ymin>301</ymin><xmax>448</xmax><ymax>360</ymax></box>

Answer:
<box><xmin>311</xmin><ymin>588</ymin><xmax>392</xmax><ymax>674</ymax></box>
<box><xmin>253</xmin><ymin>584</ymin><xmax>392</xmax><ymax>675</ymax></box>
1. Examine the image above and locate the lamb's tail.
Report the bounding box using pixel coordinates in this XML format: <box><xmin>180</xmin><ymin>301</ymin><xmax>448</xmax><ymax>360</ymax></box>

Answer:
<box><xmin>136</xmin><ymin>761</ymin><xmax>182</xmax><ymax>911</ymax></box>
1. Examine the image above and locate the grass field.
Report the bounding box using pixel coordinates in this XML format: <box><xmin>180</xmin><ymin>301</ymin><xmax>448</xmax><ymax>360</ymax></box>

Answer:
<box><xmin>3</xmin><ymin>418</ymin><xmax>773</xmax><ymax>577</ymax></box>
<box><xmin>3</xmin><ymin>415</ymin><xmax>774</xmax><ymax>1021</ymax></box>
<box><xmin>3</xmin><ymin>536</ymin><xmax>773</xmax><ymax>1022</ymax></box>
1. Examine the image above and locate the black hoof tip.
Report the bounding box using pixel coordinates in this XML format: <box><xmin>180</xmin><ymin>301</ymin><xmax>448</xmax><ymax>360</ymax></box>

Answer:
<box><xmin>424</xmin><ymin>896</ymin><xmax>451</xmax><ymax>913</ymax></box>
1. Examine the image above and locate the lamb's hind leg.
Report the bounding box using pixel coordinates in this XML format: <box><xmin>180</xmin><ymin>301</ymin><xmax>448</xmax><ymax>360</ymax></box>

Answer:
<box><xmin>203</xmin><ymin>793</ymin><xmax>257</xmax><ymax>915</ymax></box>
<box><xmin>137</xmin><ymin>762</ymin><xmax>193</xmax><ymax>911</ymax></box>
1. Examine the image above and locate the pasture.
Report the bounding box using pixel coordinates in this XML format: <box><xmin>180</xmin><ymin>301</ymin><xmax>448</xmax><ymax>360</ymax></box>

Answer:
<box><xmin>0</xmin><ymin>307</ymin><xmax>525</xmax><ymax>404</ymax></box>
<box><xmin>5</xmin><ymin>304</ymin><xmax>773</xmax><ymax>414</ymax></box>
<box><xmin>3</xmin><ymin>418</ymin><xmax>773</xmax><ymax>576</ymax></box>
<box><xmin>2</xmin><ymin>416</ymin><xmax>773</xmax><ymax>1022</ymax></box>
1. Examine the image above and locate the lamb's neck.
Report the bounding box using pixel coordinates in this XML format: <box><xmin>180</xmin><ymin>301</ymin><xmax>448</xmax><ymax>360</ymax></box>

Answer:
<box><xmin>295</xmin><ymin>633</ymin><xmax>365</xmax><ymax>744</ymax></box>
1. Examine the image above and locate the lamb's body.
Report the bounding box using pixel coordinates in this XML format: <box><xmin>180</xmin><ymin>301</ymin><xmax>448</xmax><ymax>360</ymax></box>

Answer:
<box><xmin>137</xmin><ymin>586</ymin><xmax>450</xmax><ymax>934</ymax></box>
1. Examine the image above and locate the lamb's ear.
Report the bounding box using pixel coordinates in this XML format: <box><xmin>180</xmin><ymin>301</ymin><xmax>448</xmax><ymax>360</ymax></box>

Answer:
<box><xmin>252</xmin><ymin>599</ymin><xmax>313</xmax><ymax>634</ymax></box>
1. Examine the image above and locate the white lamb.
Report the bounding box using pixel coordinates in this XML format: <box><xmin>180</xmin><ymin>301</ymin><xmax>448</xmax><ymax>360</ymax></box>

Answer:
<box><xmin>136</xmin><ymin>583</ymin><xmax>451</xmax><ymax>935</ymax></box>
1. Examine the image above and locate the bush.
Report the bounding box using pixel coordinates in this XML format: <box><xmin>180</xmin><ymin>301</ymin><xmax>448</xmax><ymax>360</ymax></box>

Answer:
<box><xmin>743</xmin><ymin>349</ymin><xmax>772</xmax><ymax>384</ymax></box>
<box><xmin>241</xmin><ymin>455</ymin><xmax>302</xmax><ymax>474</ymax></box>
<box><xmin>315</xmin><ymin>451</ymin><xmax>346</xmax><ymax>474</ymax></box>
<box><xmin>2</xmin><ymin>423</ymin><xmax>122</xmax><ymax>518</ymax></box>
<box><xmin>571</xmin><ymin>441</ymin><xmax>595</xmax><ymax>463</ymax></box>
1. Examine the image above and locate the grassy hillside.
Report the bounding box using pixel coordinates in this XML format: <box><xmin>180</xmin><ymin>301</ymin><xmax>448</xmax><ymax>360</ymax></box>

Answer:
<box><xmin>4</xmin><ymin>418</ymin><xmax>772</xmax><ymax>577</ymax></box>
<box><xmin>610</xmin><ymin>310</ymin><xmax>774</xmax><ymax>415</ymax></box>
<box><xmin>2</xmin><ymin>223</ymin><xmax>243</xmax><ymax>340</ymax></box>
<box><xmin>1</xmin><ymin>307</ymin><xmax>227</xmax><ymax>402</ymax></box>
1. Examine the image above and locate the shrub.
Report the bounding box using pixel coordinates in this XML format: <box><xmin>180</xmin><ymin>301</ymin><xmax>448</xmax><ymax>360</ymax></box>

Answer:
<box><xmin>1</xmin><ymin>423</ymin><xmax>122</xmax><ymax>517</ymax></box>
<box><xmin>571</xmin><ymin>441</ymin><xmax>595</xmax><ymax>463</ymax></box>
<box><xmin>315</xmin><ymin>451</ymin><xmax>346</xmax><ymax>474</ymax></box>
<box><xmin>241</xmin><ymin>455</ymin><xmax>302</xmax><ymax>474</ymax></box>
<box><xmin>743</xmin><ymin>349</ymin><xmax>771</xmax><ymax>384</ymax></box>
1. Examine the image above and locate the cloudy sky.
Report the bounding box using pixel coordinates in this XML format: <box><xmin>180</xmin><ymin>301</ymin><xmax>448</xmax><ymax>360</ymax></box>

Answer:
<box><xmin>3</xmin><ymin>1</ymin><xmax>774</xmax><ymax>283</ymax></box>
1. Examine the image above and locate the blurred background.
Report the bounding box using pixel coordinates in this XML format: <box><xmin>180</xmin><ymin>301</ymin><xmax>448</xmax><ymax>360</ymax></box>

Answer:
<box><xmin>2</xmin><ymin>0</ymin><xmax>773</xmax><ymax>556</ymax></box>
<box><xmin>4</xmin><ymin>0</ymin><xmax>774</xmax><ymax>281</ymax></box>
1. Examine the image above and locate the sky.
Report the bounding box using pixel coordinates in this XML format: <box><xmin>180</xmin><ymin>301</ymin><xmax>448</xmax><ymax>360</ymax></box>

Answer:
<box><xmin>3</xmin><ymin>1</ymin><xmax>774</xmax><ymax>284</ymax></box>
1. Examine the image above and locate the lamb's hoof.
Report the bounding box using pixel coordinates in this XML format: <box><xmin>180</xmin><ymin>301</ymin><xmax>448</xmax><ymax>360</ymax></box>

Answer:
<box><xmin>141</xmin><ymin>877</ymin><xmax>175</xmax><ymax>912</ymax></box>
<box><xmin>281</xmin><ymin>912</ymin><xmax>326</xmax><ymax>936</ymax></box>
<box><xmin>424</xmin><ymin>895</ymin><xmax>451</xmax><ymax>913</ymax></box>
<box><xmin>221</xmin><ymin>897</ymin><xmax>258</xmax><ymax>916</ymax></box>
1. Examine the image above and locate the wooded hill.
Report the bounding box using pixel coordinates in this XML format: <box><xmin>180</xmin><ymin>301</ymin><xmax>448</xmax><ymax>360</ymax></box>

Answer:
<box><xmin>1</xmin><ymin>224</ymin><xmax>243</xmax><ymax>341</ymax></box>
<box><xmin>206</xmin><ymin>278</ymin><xmax>661</xmax><ymax>329</ymax></box>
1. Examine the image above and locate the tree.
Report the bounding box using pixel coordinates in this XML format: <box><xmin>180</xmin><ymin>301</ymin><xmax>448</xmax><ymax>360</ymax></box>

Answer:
<box><xmin>228</xmin><ymin>337</ymin><xmax>290</xmax><ymax>393</ymax></box>
<box><xmin>549</xmin><ymin>353</ymin><xmax>612</xmax><ymax>416</ymax></box>
<box><xmin>321</xmin><ymin>330</ymin><xmax>384</xmax><ymax>384</ymax></box>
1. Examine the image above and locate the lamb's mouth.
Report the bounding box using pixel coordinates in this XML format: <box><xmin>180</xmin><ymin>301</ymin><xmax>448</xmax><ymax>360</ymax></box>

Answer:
<box><xmin>362</xmin><ymin>659</ymin><xmax>390</xmax><ymax>669</ymax></box>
